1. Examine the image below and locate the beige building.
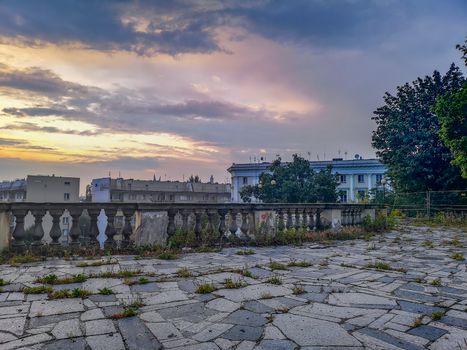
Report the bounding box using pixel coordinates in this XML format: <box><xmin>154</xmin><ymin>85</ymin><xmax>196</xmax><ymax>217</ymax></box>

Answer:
<box><xmin>0</xmin><ymin>175</ymin><xmax>80</xmax><ymax>244</ymax></box>
<box><xmin>0</xmin><ymin>175</ymin><xmax>80</xmax><ymax>203</ymax></box>
<box><xmin>91</xmin><ymin>177</ymin><xmax>231</xmax><ymax>203</ymax></box>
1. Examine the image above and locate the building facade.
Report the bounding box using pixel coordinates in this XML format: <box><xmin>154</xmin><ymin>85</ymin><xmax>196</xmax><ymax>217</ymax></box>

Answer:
<box><xmin>228</xmin><ymin>158</ymin><xmax>387</xmax><ymax>203</ymax></box>
<box><xmin>91</xmin><ymin>177</ymin><xmax>231</xmax><ymax>203</ymax></box>
<box><xmin>0</xmin><ymin>175</ymin><xmax>80</xmax><ymax>243</ymax></box>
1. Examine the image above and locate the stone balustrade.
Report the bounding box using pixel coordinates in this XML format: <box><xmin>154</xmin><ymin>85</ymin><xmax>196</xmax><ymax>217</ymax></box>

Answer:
<box><xmin>0</xmin><ymin>202</ymin><xmax>381</xmax><ymax>252</ymax></box>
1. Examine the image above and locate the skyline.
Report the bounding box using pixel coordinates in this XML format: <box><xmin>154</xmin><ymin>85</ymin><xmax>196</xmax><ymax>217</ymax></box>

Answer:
<box><xmin>0</xmin><ymin>0</ymin><xmax>466</xmax><ymax>193</ymax></box>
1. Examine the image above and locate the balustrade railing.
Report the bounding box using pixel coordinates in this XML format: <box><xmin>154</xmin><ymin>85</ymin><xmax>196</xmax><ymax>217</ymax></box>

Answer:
<box><xmin>0</xmin><ymin>202</ymin><xmax>381</xmax><ymax>252</ymax></box>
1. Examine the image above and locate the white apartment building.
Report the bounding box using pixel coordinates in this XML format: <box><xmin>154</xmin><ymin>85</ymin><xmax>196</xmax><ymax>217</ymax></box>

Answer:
<box><xmin>91</xmin><ymin>177</ymin><xmax>231</xmax><ymax>203</ymax></box>
<box><xmin>228</xmin><ymin>158</ymin><xmax>387</xmax><ymax>203</ymax></box>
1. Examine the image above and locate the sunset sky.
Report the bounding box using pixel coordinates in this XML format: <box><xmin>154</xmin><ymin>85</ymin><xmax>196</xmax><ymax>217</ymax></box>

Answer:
<box><xmin>0</xmin><ymin>0</ymin><xmax>465</xmax><ymax>193</ymax></box>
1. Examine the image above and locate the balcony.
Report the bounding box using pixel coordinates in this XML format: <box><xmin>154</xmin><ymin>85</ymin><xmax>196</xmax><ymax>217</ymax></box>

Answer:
<box><xmin>0</xmin><ymin>202</ymin><xmax>382</xmax><ymax>252</ymax></box>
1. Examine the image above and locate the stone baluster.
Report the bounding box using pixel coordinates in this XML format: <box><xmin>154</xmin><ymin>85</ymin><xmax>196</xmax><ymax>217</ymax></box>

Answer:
<box><xmin>350</xmin><ymin>209</ymin><xmax>355</xmax><ymax>226</ymax></box>
<box><xmin>307</xmin><ymin>209</ymin><xmax>315</xmax><ymax>231</ymax></box>
<box><xmin>87</xmin><ymin>208</ymin><xmax>100</xmax><ymax>246</ymax></box>
<box><xmin>240</xmin><ymin>210</ymin><xmax>250</xmax><ymax>240</ymax></box>
<box><xmin>31</xmin><ymin>209</ymin><xmax>45</xmax><ymax>247</ymax></box>
<box><xmin>194</xmin><ymin>210</ymin><xmax>203</xmax><ymax>241</ymax></box>
<box><xmin>11</xmin><ymin>208</ymin><xmax>28</xmax><ymax>251</ymax></box>
<box><xmin>104</xmin><ymin>208</ymin><xmax>117</xmax><ymax>248</ymax></box>
<box><xmin>121</xmin><ymin>208</ymin><xmax>134</xmax><ymax>247</ymax></box>
<box><xmin>301</xmin><ymin>209</ymin><xmax>308</xmax><ymax>229</ymax></box>
<box><xmin>181</xmin><ymin>210</ymin><xmax>190</xmax><ymax>231</ymax></box>
<box><xmin>167</xmin><ymin>208</ymin><xmax>177</xmax><ymax>238</ymax></box>
<box><xmin>294</xmin><ymin>209</ymin><xmax>301</xmax><ymax>230</ymax></box>
<box><xmin>341</xmin><ymin>209</ymin><xmax>349</xmax><ymax>226</ymax></box>
<box><xmin>49</xmin><ymin>209</ymin><xmax>63</xmax><ymax>246</ymax></box>
<box><xmin>207</xmin><ymin>210</ymin><xmax>217</xmax><ymax>235</ymax></box>
<box><xmin>229</xmin><ymin>209</ymin><xmax>238</xmax><ymax>237</ymax></box>
<box><xmin>218</xmin><ymin>209</ymin><xmax>228</xmax><ymax>241</ymax></box>
<box><xmin>286</xmin><ymin>209</ymin><xmax>293</xmax><ymax>229</ymax></box>
<box><xmin>69</xmin><ymin>208</ymin><xmax>83</xmax><ymax>246</ymax></box>
<box><xmin>316</xmin><ymin>209</ymin><xmax>322</xmax><ymax>230</ymax></box>
<box><xmin>277</xmin><ymin>209</ymin><xmax>285</xmax><ymax>231</ymax></box>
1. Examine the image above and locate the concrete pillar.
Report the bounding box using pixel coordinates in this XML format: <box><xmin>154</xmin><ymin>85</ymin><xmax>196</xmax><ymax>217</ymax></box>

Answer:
<box><xmin>0</xmin><ymin>211</ymin><xmax>11</xmax><ymax>251</ymax></box>
<box><xmin>367</xmin><ymin>173</ymin><xmax>372</xmax><ymax>191</ymax></box>
<box><xmin>320</xmin><ymin>209</ymin><xmax>342</xmax><ymax>229</ymax></box>
<box><xmin>349</xmin><ymin>175</ymin><xmax>355</xmax><ymax>202</ymax></box>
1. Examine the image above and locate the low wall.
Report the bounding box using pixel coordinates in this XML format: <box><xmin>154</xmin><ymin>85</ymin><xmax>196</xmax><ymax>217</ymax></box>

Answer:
<box><xmin>0</xmin><ymin>202</ymin><xmax>383</xmax><ymax>250</ymax></box>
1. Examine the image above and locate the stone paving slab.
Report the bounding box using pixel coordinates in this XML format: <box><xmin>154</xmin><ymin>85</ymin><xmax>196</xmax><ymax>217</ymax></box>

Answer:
<box><xmin>0</xmin><ymin>224</ymin><xmax>466</xmax><ymax>349</ymax></box>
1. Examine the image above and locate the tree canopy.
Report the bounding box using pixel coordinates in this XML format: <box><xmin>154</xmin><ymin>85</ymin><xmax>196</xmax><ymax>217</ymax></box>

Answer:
<box><xmin>434</xmin><ymin>84</ymin><xmax>467</xmax><ymax>178</ymax></box>
<box><xmin>240</xmin><ymin>154</ymin><xmax>339</xmax><ymax>203</ymax></box>
<box><xmin>372</xmin><ymin>64</ymin><xmax>466</xmax><ymax>192</ymax></box>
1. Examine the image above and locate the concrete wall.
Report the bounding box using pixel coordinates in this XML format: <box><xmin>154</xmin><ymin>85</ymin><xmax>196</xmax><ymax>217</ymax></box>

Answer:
<box><xmin>0</xmin><ymin>211</ymin><xmax>10</xmax><ymax>251</ymax></box>
<box><xmin>26</xmin><ymin>176</ymin><xmax>80</xmax><ymax>202</ymax></box>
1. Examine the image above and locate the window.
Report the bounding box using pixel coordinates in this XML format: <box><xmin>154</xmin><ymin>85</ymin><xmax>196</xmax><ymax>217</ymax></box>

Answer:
<box><xmin>340</xmin><ymin>175</ymin><xmax>347</xmax><ymax>183</ymax></box>
<box><xmin>376</xmin><ymin>174</ymin><xmax>383</xmax><ymax>184</ymax></box>
<box><xmin>339</xmin><ymin>190</ymin><xmax>347</xmax><ymax>203</ymax></box>
<box><xmin>358</xmin><ymin>174</ymin><xmax>365</xmax><ymax>183</ymax></box>
<box><xmin>169</xmin><ymin>195</ymin><xmax>174</xmax><ymax>201</ymax></box>
<box><xmin>64</xmin><ymin>193</ymin><xmax>70</xmax><ymax>201</ymax></box>
<box><xmin>64</xmin><ymin>181</ymin><xmax>70</xmax><ymax>185</ymax></box>
<box><xmin>242</xmin><ymin>177</ymin><xmax>248</xmax><ymax>185</ymax></box>
<box><xmin>62</xmin><ymin>217</ymin><xmax>69</xmax><ymax>225</ymax></box>
<box><xmin>179</xmin><ymin>195</ymin><xmax>188</xmax><ymax>201</ymax></box>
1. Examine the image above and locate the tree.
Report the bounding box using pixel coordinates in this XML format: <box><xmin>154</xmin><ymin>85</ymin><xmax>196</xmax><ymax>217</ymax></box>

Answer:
<box><xmin>434</xmin><ymin>84</ymin><xmax>467</xmax><ymax>178</ymax></box>
<box><xmin>372</xmin><ymin>64</ymin><xmax>466</xmax><ymax>192</ymax></box>
<box><xmin>456</xmin><ymin>37</ymin><xmax>467</xmax><ymax>66</ymax></box>
<box><xmin>240</xmin><ymin>154</ymin><xmax>339</xmax><ymax>203</ymax></box>
<box><xmin>434</xmin><ymin>40</ymin><xmax>467</xmax><ymax>179</ymax></box>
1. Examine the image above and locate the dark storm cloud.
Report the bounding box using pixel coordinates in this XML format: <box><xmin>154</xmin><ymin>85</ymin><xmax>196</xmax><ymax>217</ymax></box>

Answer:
<box><xmin>1</xmin><ymin>0</ymin><xmax>465</xmax><ymax>55</ymax></box>
<box><xmin>0</xmin><ymin>63</ymin><xmax>272</xmax><ymax>139</ymax></box>
<box><xmin>0</xmin><ymin>0</ymin><xmax>223</xmax><ymax>55</ymax></box>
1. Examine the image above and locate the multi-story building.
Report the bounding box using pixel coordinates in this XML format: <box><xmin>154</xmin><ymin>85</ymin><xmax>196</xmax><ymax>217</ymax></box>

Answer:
<box><xmin>228</xmin><ymin>158</ymin><xmax>387</xmax><ymax>203</ymax></box>
<box><xmin>0</xmin><ymin>175</ymin><xmax>80</xmax><ymax>243</ymax></box>
<box><xmin>91</xmin><ymin>177</ymin><xmax>231</xmax><ymax>203</ymax></box>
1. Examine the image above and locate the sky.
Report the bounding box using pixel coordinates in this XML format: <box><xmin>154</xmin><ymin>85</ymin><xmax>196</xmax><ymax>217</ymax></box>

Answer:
<box><xmin>0</xmin><ymin>0</ymin><xmax>466</xmax><ymax>194</ymax></box>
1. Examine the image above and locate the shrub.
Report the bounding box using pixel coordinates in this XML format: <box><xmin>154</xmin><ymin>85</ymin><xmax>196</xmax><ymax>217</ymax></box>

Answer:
<box><xmin>168</xmin><ymin>229</ymin><xmax>197</xmax><ymax>248</ymax></box>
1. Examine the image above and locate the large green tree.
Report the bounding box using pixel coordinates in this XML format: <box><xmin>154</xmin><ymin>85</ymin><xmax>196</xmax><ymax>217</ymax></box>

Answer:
<box><xmin>240</xmin><ymin>154</ymin><xmax>339</xmax><ymax>203</ymax></box>
<box><xmin>434</xmin><ymin>40</ymin><xmax>467</xmax><ymax>178</ymax></box>
<box><xmin>434</xmin><ymin>84</ymin><xmax>467</xmax><ymax>178</ymax></box>
<box><xmin>372</xmin><ymin>64</ymin><xmax>466</xmax><ymax>192</ymax></box>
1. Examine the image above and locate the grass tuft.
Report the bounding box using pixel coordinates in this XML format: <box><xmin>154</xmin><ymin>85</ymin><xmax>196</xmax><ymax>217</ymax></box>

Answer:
<box><xmin>266</xmin><ymin>275</ymin><xmax>282</xmax><ymax>285</ymax></box>
<box><xmin>176</xmin><ymin>267</ymin><xmax>192</xmax><ymax>278</ymax></box>
<box><xmin>431</xmin><ymin>311</ymin><xmax>444</xmax><ymax>320</ymax></box>
<box><xmin>235</xmin><ymin>249</ymin><xmax>255</xmax><ymax>256</ymax></box>
<box><xmin>451</xmin><ymin>253</ymin><xmax>465</xmax><ymax>261</ymax></box>
<box><xmin>98</xmin><ymin>287</ymin><xmax>114</xmax><ymax>295</ymax></box>
<box><xmin>269</xmin><ymin>260</ymin><xmax>288</xmax><ymax>270</ymax></box>
<box><xmin>287</xmin><ymin>260</ymin><xmax>312</xmax><ymax>268</ymax></box>
<box><xmin>292</xmin><ymin>285</ymin><xmax>305</xmax><ymax>295</ymax></box>
<box><xmin>223</xmin><ymin>278</ymin><xmax>246</xmax><ymax>289</ymax></box>
<box><xmin>195</xmin><ymin>283</ymin><xmax>217</xmax><ymax>294</ymax></box>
